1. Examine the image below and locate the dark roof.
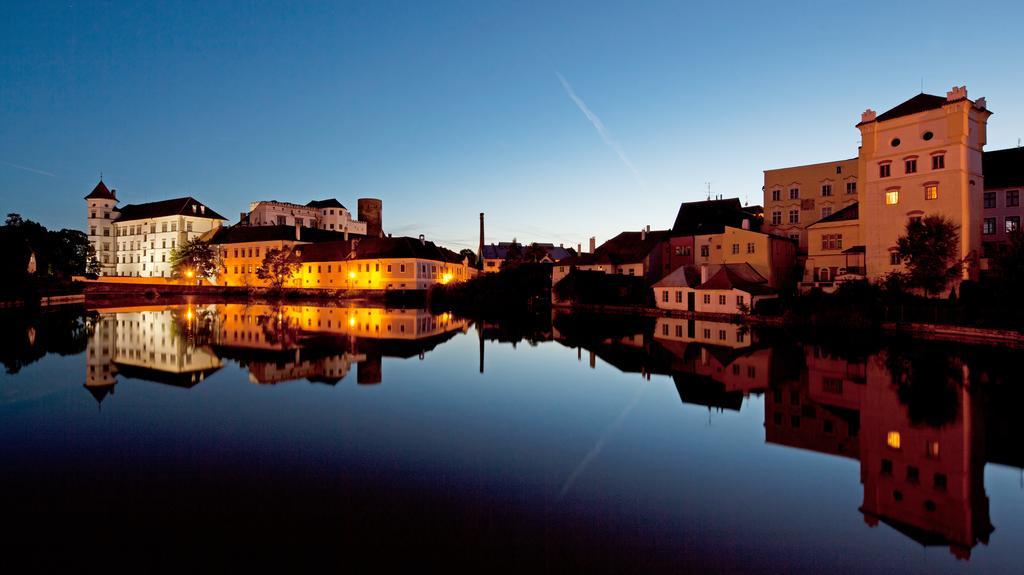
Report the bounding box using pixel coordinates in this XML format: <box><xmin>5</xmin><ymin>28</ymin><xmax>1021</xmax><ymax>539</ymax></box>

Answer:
<box><xmin>306</xmin><ymin>199</ymin><xmax>346</xmax><ymax>210</ymax></box>
<box><xmin>482</xmin><ymin>241</ymin><xmax>574</xmax><ymax>262</ymax></box>
<box><xmin>842</xmin><ymin>245</ymin><xmax>866</xmax><ymax>254</ymax></box>
<box><xmin>593</xmin><ymin>230</ymin><xmax>671</xmax><ymax>265</ymax></box>
<box><xmin>696</xmin><ymin>264</ymin><xmax>774</xmax><ymax>295</ymax></box>
<box><xmin>810</xmin><ymin>202</ymin><xmax>859</xmax><ymax>226</ymax></box>
<box><xmin>874</xmin><ymin>93</ymin><xmax>948</xmax><ymax>123</ymax></box>
<box><xmin>83</xmin><ymin>383</ymin><xmax>115</xmax><ymax>404</ymax></box>
<box><xmin>296</xmin><ymin>240</ymin><xmax>352</xmax><ymax>263</ymax></box>
<box><xmin>653</xmin><ymin>265</ymin><xmax>702</xmax><ymax>288</ymax></box>
<box><xmin>296</xmin><ymin>236</ymin><xmax>464</xmax><ymax>263</ymax></box>
<box><xmin>983</xmin><ymin>147</ymin><xmax>1024</xmax><ymax>189</ymax></box>
<box><xmin>115</xmin><ymin>197</ymin><xmax>226</xmax><ymax>223</ymax></box>
<box><xmin>208</xmin><ymin>224</ymin><xmax>350</xmax><ymax>245</ymax></box>
<box><xmin>84</xmin><ymin>180</ymin><xmax>117</xmax><ymax>201</ymax></box>
<box><xmin>671</xmin><ymin>199</ymin><xmax>762</xmax><ymax>236</ymax></box>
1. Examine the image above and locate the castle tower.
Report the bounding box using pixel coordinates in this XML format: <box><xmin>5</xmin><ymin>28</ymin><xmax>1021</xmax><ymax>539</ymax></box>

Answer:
<box><xmin>84</xmin><ymin>180</ymin><xmax>119</xmax><ymax>276</ymax></box>
<box><xmin>857</xmin><ymin>87</ymin><xmax>991</xmax><ymax>285</ymax></box>
<box><xmin>358</xmin><ymin>198</ymin><xmax>383</xmax><ymax>238</ymax></box>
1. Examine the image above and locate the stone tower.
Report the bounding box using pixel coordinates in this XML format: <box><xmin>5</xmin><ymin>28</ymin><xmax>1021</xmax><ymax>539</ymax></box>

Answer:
<box><xmin>358</xmin><ymin>198</ymin><xmax>383</xmax><ymax>238</ymax></box>
<box><xmin>84</xmin><ymin>180</ymin><xmax>118</xmax><ymax>276</ymax></box>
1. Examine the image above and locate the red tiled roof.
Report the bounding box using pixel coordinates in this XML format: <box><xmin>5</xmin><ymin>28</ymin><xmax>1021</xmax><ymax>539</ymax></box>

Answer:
<box><xmin>84</xmin><ymin>180</ymin><xmax>116</xmax><ymax>201</ymax></box>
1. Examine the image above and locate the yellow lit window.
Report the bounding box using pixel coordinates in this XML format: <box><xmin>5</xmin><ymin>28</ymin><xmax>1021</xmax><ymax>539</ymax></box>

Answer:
<box><xmin>925</xmin><ymin>185</ymin><xmax>938</xmax><ymax>200</ymax></box>
<box><xmin>886</xmin><ymin>431</ymin><xmax>901</xmax><ymax>450</ymax></box>
<box><xmin>885</xmin><ymin>190</ymin><xmax>899</xmax><ymax>205</ymax></box>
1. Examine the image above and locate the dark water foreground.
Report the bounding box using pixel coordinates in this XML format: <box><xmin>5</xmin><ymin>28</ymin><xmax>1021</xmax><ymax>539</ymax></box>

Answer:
<box><xmin>1</xmin><ymin>302</ymin><xmax>1021</xmax><ymax>572</ymax></box>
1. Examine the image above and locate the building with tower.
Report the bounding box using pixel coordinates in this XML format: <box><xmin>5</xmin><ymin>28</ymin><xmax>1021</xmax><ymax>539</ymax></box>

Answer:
<box><xmin>766</xmin><ymin>86</ymin><xmax>1021</xmax><ymax>291</ymax></box>
<box><xmin>85</xmin><ymin>180</ymin><xmax>227</xmax><ymax>278</ymax></box>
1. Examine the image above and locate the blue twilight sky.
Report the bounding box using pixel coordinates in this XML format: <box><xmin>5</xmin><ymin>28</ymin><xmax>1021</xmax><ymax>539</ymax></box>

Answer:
<box><xmin>2</xmin><ymin>0</ymin><xmax>1023</xmax><ymax>251</ymax></box>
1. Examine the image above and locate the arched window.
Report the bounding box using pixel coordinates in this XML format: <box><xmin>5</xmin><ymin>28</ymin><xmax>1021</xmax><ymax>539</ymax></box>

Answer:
<box><xmin>818</xmin><ymin>267</ymin><xmax>831</xmax><ymax>282</ymax></box>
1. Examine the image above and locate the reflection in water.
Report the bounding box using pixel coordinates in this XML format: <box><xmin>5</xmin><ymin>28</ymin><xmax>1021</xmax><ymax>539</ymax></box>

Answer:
<box><xmin>85</xmin><ymin>304</ymin><xmax>469</xmax><ymax>396</ymax></box>
<box><xmin>8</xmin><ymin>303</ymin><xmax>1020</xmax><ymax>565</ymax></box>
<box><xmin>547</xmin><ymin>311</ymin><xmax>1018</xmax><ymax>561</ymax></box>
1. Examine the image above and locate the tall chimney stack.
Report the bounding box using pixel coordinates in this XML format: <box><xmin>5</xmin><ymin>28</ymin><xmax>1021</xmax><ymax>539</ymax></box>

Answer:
<box><xmin>478</xmin><ymin>212</ymin><xmax>485</xmax><ymax>269</ymax></box>
<box><xmin>589</xmin><ymin>237</ymin><xmax>596</xmax><ymax>253</ymax></box>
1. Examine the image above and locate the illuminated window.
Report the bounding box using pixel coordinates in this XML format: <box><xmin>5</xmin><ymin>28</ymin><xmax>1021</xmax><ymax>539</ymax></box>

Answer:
<box><xmin>926</xmin><ymin>440</ymin><xmax>940</xmax><ymax>459</ymax></box>
<box><xmin>886</xmin><ymin>431</ymin><xmax>901</xmax><ymax>449</ymax></box>
<box><xmin>924</xmin><ymin>185</ymin><xmax>938</xmax><ymax>200</ymax></box>
<box><xmin>1006</xmin><ymin>216</ymin><xmax>1020</xmax><ymax>234</ymax></box>
<box><xmin>885</xmin><ymin>190</ymin><xmax>899</xmax><ymax>205</ymax></box>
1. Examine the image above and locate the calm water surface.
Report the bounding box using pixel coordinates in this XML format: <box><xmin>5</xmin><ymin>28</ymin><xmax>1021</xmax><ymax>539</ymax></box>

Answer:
<box><xmin>1</xmin><ymin>302</ymin><xmax>1021</xmax><ymax>572</ymax></box>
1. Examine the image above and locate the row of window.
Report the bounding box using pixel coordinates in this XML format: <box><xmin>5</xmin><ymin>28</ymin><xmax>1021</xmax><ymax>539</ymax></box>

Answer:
<box><xmin>117</xmin><ymin>221</ymin><xmax>192</xmax><ymax>236</ymax></box>
<box><xmin>820</xmin><ymin>233</ymin><xmax>843</xmax><ymax>251</ymax></box>
<box><xmin>984</xmin><ymin>190</ymin><xmax>1020</xmax><ymax>209</ymax></box>
<box><xmin>884</xmin><ymin>185</ymin><xmax>939</xmax><ymax>205</ymax></box>
<box><xmin>879</xmin><ymin>154</ymin><xmax>944</xmax><ymax>178</ymax></box>
<box><xmin>771</xmin><ymin>209</ymin><xmax>802</xmax><ymax>225</ymax></box>
<box><xmin>983</xmin><ymin>216</ymin><xmax>1020</xmax><ymax>235</ymax></box>
<box><xmin>770</xmin><ymin>182</ymin><xmax>856</xmax><ymax>202</ymax></box>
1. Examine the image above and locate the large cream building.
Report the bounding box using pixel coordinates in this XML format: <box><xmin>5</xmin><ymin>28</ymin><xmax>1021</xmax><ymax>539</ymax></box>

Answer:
<box><xmin>85</xmin><ymin>180</ymin><xmax>227</xmax><ymax>278</ymax></box>
<box><xmin>766</xmin><ymin>86</ymin><xmax>1002</xmax><ymax>289</ymax></box>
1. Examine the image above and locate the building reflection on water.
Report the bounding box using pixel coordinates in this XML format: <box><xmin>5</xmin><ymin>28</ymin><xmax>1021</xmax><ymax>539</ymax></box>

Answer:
<box><xmin>74</xmin><ymin>303</ymin><xmax>1021</xmax><ymax>560</ymax></box>
<box><xmin>85</xmin><ymin>304</ymin><xmax>469</xmax><ymax>396</ymax></box>
<box><xmin>547</xmin><ymin>311</ymin><xmax>1020</xmax><ymax>560</ymax></box>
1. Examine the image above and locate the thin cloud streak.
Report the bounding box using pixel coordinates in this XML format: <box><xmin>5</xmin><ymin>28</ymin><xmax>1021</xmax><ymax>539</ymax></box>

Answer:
<box><xmin>555</xmin><ymin>72</ymin><xmax>647</xmax><ymax>193</ymax></box>
<box><xmin>0</xmin><ymin>160</ymin><xmax>58</xmax><ymax>178</ymax></box>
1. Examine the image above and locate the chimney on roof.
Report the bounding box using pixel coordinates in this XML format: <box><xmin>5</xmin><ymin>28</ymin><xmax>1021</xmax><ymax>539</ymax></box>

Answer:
<box><xmin>419</xmin><ymin>234</ymin><xmax>425</xmax><ymax>245</ymax></box>
<box><xmin>589</xmin><ymin>237</ymin><xmax>596</xmax><ymax>253</ymax></box>
<box><xmin>240</xmin><ymin>212</ymin><xmax>247</xmax><ymax>224</ymax></box>
<box><xmin>344</xmin><ymin>230</ymin><xmax>349</xmax><ymax>241</ymax></box>
<box><xmin>947</xmin><ymin>85</ymin><xmax>967</xmax><ymax>102</ymax></box>
<box><xmin>478</xmin><ymin>213</ymin><xmax>485</xmax><ymax>270</ymax></box>
<box><xmin>295</xmin><ymin>222</ymin><xmax>301</xmax><ymax>241</ymax></box>
<box><xmin>559</xmin><ymin>243</ymin><xmax>564</xmax><ymax>248</ymax></box>
<box><xmin>860</xmin><ymin>109</ymin><xmax>876</xmax><ymax>123</ymax></box>
<box><xmin>577</xmin><ymin>243</ymin><xmax>581</xmax><ymax>253</ymax></box>
<box><xmin>111</xmin><ymin>188</ymin><xmax>117</xmax><ymax>199</ymax></box>
<box><xmin>641</xmin><ymin>228</ymin><xmax>646</xmax><ymax>241</ymax></box>
<box><xmin>701</xmin><ymin>264</ymin><xmax>709</xmax><ymax>284</ymax></box>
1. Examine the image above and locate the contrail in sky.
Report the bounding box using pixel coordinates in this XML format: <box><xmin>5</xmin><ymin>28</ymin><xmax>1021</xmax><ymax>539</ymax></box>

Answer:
<box><xmin>555</xmin><ymin>72</ymin><xmax>648</xmax><ymax>192</ymax></box>
<box><xmin>0</xmin><ymin>160</ymin><xmax>57</xmax><ymax>178</ymax></box>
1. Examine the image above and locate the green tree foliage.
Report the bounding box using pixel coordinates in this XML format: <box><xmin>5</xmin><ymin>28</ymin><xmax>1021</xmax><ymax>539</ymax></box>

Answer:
<box><xmin>256</xmin><ymin>248</ymin><xmax>299</xmax><ymax>290</ymax></box>
<box><xmin>459</xmin><ymin>248</ymin><xmax>478</xmax><ymax>267</ymax></box>
<box><xmin>993</xmin><ymin>228</ymin><xmax>1024</xmax><ymax>294</ymax></box>
<box><xmin>169</xmin><ymin>237</ymin><xmax>219</xmax><ymax>281</ymax></box>
<box><xmin>895</xmin><ymin>215</ymin><xmax>961</xmax><ymax>296</ymax></box>
<box><xmin>523</xmin><ymin>243</ymin><xmax>549</xmax><ymax>263</ymax></box>
<box><xmin>0</xmin><ymin>213</ymin><xmax>94</xmax><ymax>296</ymax></box>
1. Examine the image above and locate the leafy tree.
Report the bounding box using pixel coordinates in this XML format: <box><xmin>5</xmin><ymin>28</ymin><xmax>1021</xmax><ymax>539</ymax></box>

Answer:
<box><xmin>46</xmin><ymin>228</ymin><xmax>93</xmax><ymax>279</ymax></box>
<box><xmin>895</xmin><ymin>215</ymin><xmax>961</xmax><ymax>296</ymax></box>
<box><xmin>256</xmin><ymin>248</ymin><xmax>299</xmax><ymax>290</ymax></box>
<box><xmin>993</xmin><ymin>228</ymin><xmax>1024</xmax><ymax>294</ymax></box>
<box><xmin>502</xmin><ymin>241</ymin><xmax>523</xmax><ymax>267</ymax></box>
<box><xmin>6</xmin><ymin>213</ymin><xmax>24</xmax><ymax>227</ymax></box>
<box><xmin>169</xmin><ymin>238</ymin><xmax>219</xmax><ymax>281</ymax></box>
<box><xmin>459</xmin><ymin>249</ymin><xmax>478</xmax><ymax>267</ymax></box>
<box><xmin>523</xmin><ymin>243</ymin><xmax>549</xmax><ymax>263</ymax></box>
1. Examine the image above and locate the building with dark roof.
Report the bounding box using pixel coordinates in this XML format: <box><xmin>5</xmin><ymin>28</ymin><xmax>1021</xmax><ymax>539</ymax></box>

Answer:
<box><xmin>245</xmin><ymin>198</ymin><xmax>369</xmax><ymax>236</ymax></box>
<box><xmin>764</xmin><ymin>85</ymin><xmax>1020</xmax><ymax>290</ymax></box>
<box><xmin>553</xmin><ymin>228</ymin><xmax>671</xmax><ymax>286</ymax></box>
<box><xmin>481</xmin><ymin>241</ymin><xmax>576</xmax><ymax>272</ymax></box>
<box><xmin>84</xmin><ymin>180</ymin><xmax>227</xmax><ymax>278</ymax></box>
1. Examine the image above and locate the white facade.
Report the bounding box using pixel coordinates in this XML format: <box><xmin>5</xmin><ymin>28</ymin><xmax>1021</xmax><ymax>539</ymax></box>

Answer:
<box><xmin>248</xmin><ymin>200</ymin><xmax>368</xmax><ymax>235</ymax></box>
<box><xmin>114</xmin><ymin>211</ymin><xmax>223</xmax><ymax>278</ymax></box>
